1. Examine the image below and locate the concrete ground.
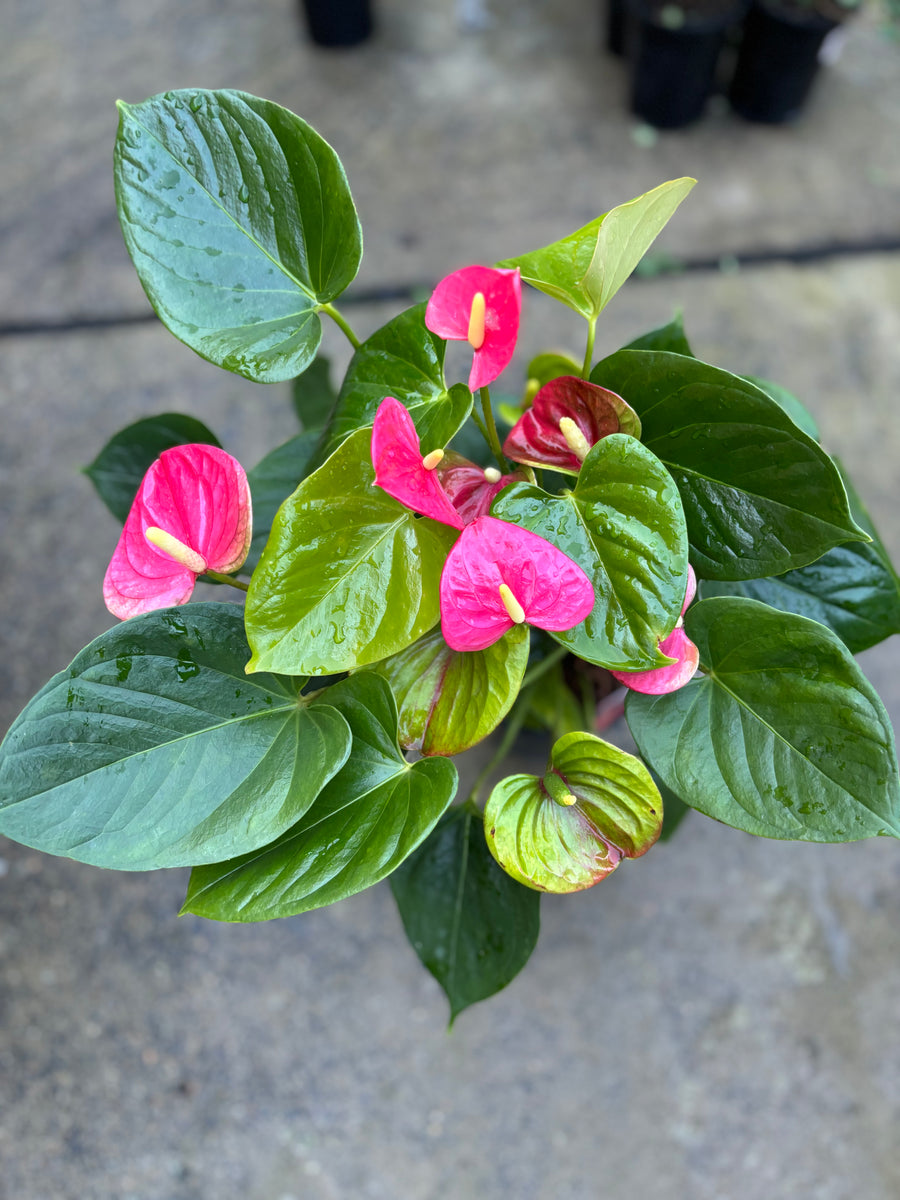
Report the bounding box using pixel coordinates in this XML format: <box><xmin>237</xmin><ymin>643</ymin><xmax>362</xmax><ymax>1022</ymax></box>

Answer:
<box><xmin>2</xmin><ymin>1</ymin><xmax>900</xmax><ymax>1197</ymax></box>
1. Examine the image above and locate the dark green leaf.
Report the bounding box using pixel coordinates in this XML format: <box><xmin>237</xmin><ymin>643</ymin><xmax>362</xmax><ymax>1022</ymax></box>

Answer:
<box><xmin>245</xmin><ymin>430</ymin><xmax>457</xmax><ymax>675</ymax></box>
<box><xmin>390</xmin><ymin>804</ymin><xmax>540</xmax><ymax>1021</ymax></box>
<box><xmin>650</xmin><ymin>771</ymin><xmax>691</xmax><ymax>842</ymax></box>
<box><xmin>497</xmin><ymin>178</ymin><xmax>695</xmax><ymax>321</ymax></box>
<box><xmin>182</xmin><ymin>674</ymin><xmax>458</xmax><ymax>920</ymax></box>
<box><xmin>623</xmin><ymin>313</ymin><xmax>693</xmax><ymax>357</ymax></box>
<box><xmin>493</xmin><ymin>434</ymin><xmax>689</xmax><ymax>670</ymax></box>
<box><xmin>245</xmin><ymin>431</ymin><xmax>319</xmax><ymax>570</ymax></box>
<box><xmin>115</xmin><ymin>89</ymin><xmax>361</xmax><ymax>383</ymax></box>
<box><xmin>0</xmin><ymin>604</ymin><xmax>351</xmax><ymax>870</ymax></box>
<box><xmin>291</xmin><ymin>355</ymin><xmax>337</xmax><ymax>431</ymax></box>
<box><xmin>484</xmin><ymin>731</ymin><xmax>663</xmax><ymax>892</ymax></box>
<box><xmin>744</xmin><ymin>376</ymin><xmax>820</xmax><ymax>441</ymax></box>
<box><xmin>84</xmin><ymin>413</ymin><xmax>222</xmax><ymax>523</ymax></box>
<box><xmin>591</xmin><ymin>350</ymin><xmax>867</xmax><ymax>580</ymax></box>
<box><xmin>366</xmin><ymin>624</ymin><xmax>529</xmax><ymax>756</ymax></box>
<box><xmin>625</xmin><ymin>597</ymin><xmax>900</xmax><ymax>842</ymax></box>
<box><xmin>323</xmin><ymin>303</ymin><xmax>472</xmax><ymax>457</ymax></box>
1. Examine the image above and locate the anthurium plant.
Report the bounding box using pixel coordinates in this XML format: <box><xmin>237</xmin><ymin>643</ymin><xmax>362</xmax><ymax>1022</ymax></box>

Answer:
<box><xmin>3</xmin><ymin>89</ymin><xmax>900</xmax><ymax>1021</ymax></box>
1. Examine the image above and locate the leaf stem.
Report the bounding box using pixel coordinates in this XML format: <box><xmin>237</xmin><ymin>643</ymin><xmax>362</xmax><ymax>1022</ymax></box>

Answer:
<box><xmin>581</xmin><ymin>317</ymin><xmax>597</xmax><ymax>379</ymax></box>
<box><xmin>320</xmin><ymin>302</ymin><xmax>361</xmax><ymax>350</ymax></box>
<box><xmin>479</xmin><ymin>386</ymin><xmax>507</xmax><ymax>471</ymax></box>
<box><xmin>467</xmin><ymin>695</ymin><xmax>531</xmax><ymax>808</ymax></box>
<box><xmin>203</xmin><ymin>570</ymin><xmax>249</xmax><ymax>592</ymax></box>
<box><xmin>521</xmin><ymin>642</ymin><xmax>569</xmax><ymax>689</ymax></box>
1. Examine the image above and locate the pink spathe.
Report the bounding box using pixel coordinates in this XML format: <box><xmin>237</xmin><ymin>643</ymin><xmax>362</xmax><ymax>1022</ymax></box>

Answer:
<box><xmin>504</xmin><ymin>375</ymin><xmax>638</xmax><ymax>473</ymax></box>
<box><xmin>440</xmin><ymin>516</ymin><xmax>595</xmax><ymax>652</ymax></box>
<box><xmin>103</xmin><ymin>444</ymin><xmax>252</xmax><ymax>620</ymax></box>
<box><xmin>425</xmin><ymin>265</ymin><xmax>521</xmax><ymax>392</ymax></box>
<box><xmin>371</xmin><ymin>398</ymin><xmax>466</xmax><ymax>529</ymax></box>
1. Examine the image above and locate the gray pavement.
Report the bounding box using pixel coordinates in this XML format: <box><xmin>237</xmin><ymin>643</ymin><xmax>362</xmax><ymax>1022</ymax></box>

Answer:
<box><xmin>2</xmin><ymin>2</ymin><xmax>900</xmax><ymax>1198</ymax></box>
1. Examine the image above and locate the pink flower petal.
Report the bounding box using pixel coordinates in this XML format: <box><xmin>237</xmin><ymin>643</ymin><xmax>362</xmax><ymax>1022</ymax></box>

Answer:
<box><xmin>610</xmin><ymin>626</ymin><xmax>700</xmax><ymax>695</ymax></box>
<box><xmin>425</xmin><ymin>266</ymin><xmax>522</xmax><ymax>392</ymax></box>
<box><xmin>104</xmin><ymin>444</ymin><xmax>252</xmax><ymax>620</ymax></box>
<box><xmin>503</xmin><ymin>376</ymin><xmax>640</xmax><ymax>473</ymax></box>
<box><xmin>440</xmin><ymin>516</ymin><xmax>595</xmax><ymax>652</ymax></box>
<box><xmin>437</xmin><ymin>457</ymin><xmax>524</xmax><ymax>524</ymax></box>
<box><xmin>371</xmin><ymin>398</ymin><xmax>465</xmax><ymax>530</ymax></box>
<box><xmin>682</xmin><ymin>563</ymin><xmax>697</xmax><ymax>614</ymax></box>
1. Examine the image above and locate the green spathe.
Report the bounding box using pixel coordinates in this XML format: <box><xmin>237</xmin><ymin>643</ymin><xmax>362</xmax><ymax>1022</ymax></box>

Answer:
<box><xmin>493</xmin><ymin>434</ymin><xmax>688</xmax><ymax>670</ymax></box>
<box><xmin>114</xmin><ymin>89</ymin><xmax>362</xmax><ymax>383</ymax></box>
<box><xmin>183</xmin><ymin>675</ymin><xmax>458</xmax><ymax>920</ymax></box>
<box><xmin>245</xmin><ymin>429</ymin><xmax>458</xmax><ymax>676</ymax></box>
<box><xmin>0</xmin><ymin>605</ymin><xmax>351</xmax><ymax>870</ymax></box>
<box><xmin>625</xmin><ymin>597</ymin><xmax>900</xmax><ymax>842</ymax></box>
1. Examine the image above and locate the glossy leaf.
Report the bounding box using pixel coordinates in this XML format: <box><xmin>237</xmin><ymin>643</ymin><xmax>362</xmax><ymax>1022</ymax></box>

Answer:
<box><xmin>323</xmin><ymin>304</ymin><xmax>472</xmax><ymax>458</ymax></box>
<box><xmin>390</xmin><ymin>804</ymin><xmax>540</xmax><ymax>1021</ymax></box>
<box><xmin>84</xmin><ymin>413</ymin><xmax>222</xmax><ymax>523</ymax></box>
<box><xmin>493</xmin><ymin>434</ymin><xmax>689</xmax><ymax>670</ymax></box>
<box><xmin>115</xmin><ymin>89</ymin><xmax>361</xmax><ymax>383</ymax></box>
<box><xmin>366</xmin><ymin>624</ymin><xmax>529</xmax><ymax>755</ymax></box>
<box><xmin>625</xmin><ymin>597</ymin><xmax>900</xmax><ymax>842</ymax></box>
<box><xmin>484</xmin><ymin>732</ymin><xmax>663</xmax><ymax>892</ymax></box>
<box><xmin>497</xmin><ymin>178</ymin><xmax>695</xmax><ymax>320</ymax></box>
<box><xmin>0</xmin><ymin>604</ymin><xmax>352</xmax><ymax>869</ymax></box>
<box><xmin>744</xmin><ymin>375</ymin><xmax>819</xmax><ymax>441</ymax></box>
<box><xmin>245</xmin><ymin>430</ymin><xmax>458</xmax><ymax>675</ymax></box>
<box><xmin>701</xmin><ymin>462</ymin><xmax>900</xmax><ymax>654</ymax></box>
<box><xmin>591</xmin><ymin>350</ymin><xmax>867</xmax><ymax>580</ymax></box>
<box><xmin>246</xmin><ymin>431</ymin><xmax>319</xmax><ymax>570</ymax></box>
<box><xmin>291</xmin><ymin>356</ymin><xmax>337</xmax><ymax>431</ymax></box>
<box><xmin>623</xmin><ymin>313</ymin><xmax>693</xmax><ymax>357</ymax></box>
<box><xmin>182</xmin><ymin>674</ymin><xmax>458</xmax><ymax>920</ymax></box>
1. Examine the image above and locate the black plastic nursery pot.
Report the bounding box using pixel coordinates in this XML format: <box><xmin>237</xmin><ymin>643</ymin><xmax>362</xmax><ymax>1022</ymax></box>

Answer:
<box><xmin>300</xmin><ymin>0</ymin><xmax>373</xmax><ymax>47</ymax></box>
<box><xmin>728</xmin><ymin>0</ymin><xmax>840</xmax><ymax>123</ymax></box>
<box><xmin>626</xmin><ymin>1</ymin><xmax>745</xmax><ymax>129</ymax></box>
<box><xmin>606</xmin><ymin>0</ymin><xmax>628</xmax><ymax>55</ymax></box>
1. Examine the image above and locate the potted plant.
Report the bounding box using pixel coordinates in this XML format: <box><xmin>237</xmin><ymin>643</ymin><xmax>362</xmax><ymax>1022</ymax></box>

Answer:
<box><xmin>728</xmin><ymin>0</ymin><xmax>862</xmax><ymax>122</ymax></box>
<box><xmin>2</xmin><ymin>89</ymin><xmax>898</xmax><ymax>1022</ymax></box>
<box><xmin>624</xmin><ymin>0</ymin><xmax>748</xmax><ymax>127</ymax></box>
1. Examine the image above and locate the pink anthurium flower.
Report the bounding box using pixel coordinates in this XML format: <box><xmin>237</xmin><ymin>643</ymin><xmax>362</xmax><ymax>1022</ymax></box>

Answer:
<box><xmin>440</xmin><ymin>516</ymin><xmax>595</xmax><ymax>652</ymax></box>
<box><xmin>503</xmin><ymin>375</ymin><xmax>641</xmax><ymax>474</ymax></box>
<box><xmin>437</xmin><ymin>455</ymin><xmax>524</xmax><ymax>524</ymax></box>
<box><xmin>610</xmin><ymin>566</ymin><xmax>699</xmax><ymax>695</ymax></box>
<box><xmin>425</xmin><ymin>265</ymin><xmax>522</xmax><ymax>392</ymax></box>
<box><xmin>104</xmin><ymin>444</ymin><xmax>252</xmax><ymax>620</ymax></box>
<box><xmin>371</xmin><ymin>397</ymin><xmax>466</xmax><ymax>530</ymax></box>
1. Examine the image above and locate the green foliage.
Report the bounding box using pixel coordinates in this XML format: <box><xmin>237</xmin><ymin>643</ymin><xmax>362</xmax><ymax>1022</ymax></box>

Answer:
<box><xmin>390</xmin><ymin>804</ymin><xmax>540</xmax><ymax>1021</ymax></box>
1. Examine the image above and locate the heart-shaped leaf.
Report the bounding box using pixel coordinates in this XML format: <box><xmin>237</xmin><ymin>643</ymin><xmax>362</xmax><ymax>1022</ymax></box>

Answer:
<box><xmin>245</xmin><ymin>431</ymin><xmax>320</xmax><ymax>570</ymax></box>
<box><xmin>497</xmin><ymin>178</ymin><xmax>695</xmax><ymax>321</ymax></box>
<box><xmin>591</xmin><ymin>350</ymin><xmax>867</xmax><ymax>580</ymax></box>
<box><xmin>323</xmin><ymin>304</ymin><xmax>472</xmax><ymax>458</ymax></box>
<box><xmin>625</xmin><ymin>597</ymin><xmax>900</xmax><ymax>842</ymax></box>
<box><xmin>484</xmin><ymin>732</ymin><xmax>662</xmax><ymax>892</ymax></box>
<box><xmin>182</xmin><ymin>674</ymin><xmax>458</xmax><ymax>920</ymax></box>
<box><xmin>623</xmin><ymin>313</ymin><xmax>693</xmax><ymax>357</ymax></box>
<box><xmin>115</xmin><ymin>89</ymin><xmax>361</xmax><ymax>383</ymax></box>
<box><xmin>366</xmin><ymin>624</ymin><xmax>529</xmax><ymax>755</ymax></box>
<box><xmin>493</xmin><ymin>434</ymin><xmax>689</xmax><ymax>670</ymax></box>
<box><xmin>84</xmin><ymin>413</ymin><xmax>222</xmax><ymax>523</ymax></box>
<box><xmin>744</xmin><ymin>375</ymin><xmax>819</xmax><ymax>441</ymax></box>
<box><xmin>390</xmin><ymin>804</ymin><xmax>540</xmax><ymax>1022</ymax></box>
<box><xmin>0</xmin><ymin>604</ymin><xmax>352</xmax><ymax>870</ymax></box>
<box><xmin>245</xmin><ymin>429</ymin><xmax>458</xmax><ymax>675</ymax></box>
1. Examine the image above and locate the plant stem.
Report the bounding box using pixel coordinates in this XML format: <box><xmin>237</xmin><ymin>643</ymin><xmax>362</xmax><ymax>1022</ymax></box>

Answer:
<box><xmin>320</xmin><ymin>302</ymin><xmax>361</xmax><ymax>350</ymax></box>
<box><xmin>521</xmin><ymin>643</ymin><xmax>569</xmax><ymax>689</ymax></box>
<box><xmin>581</xmin><ymin>317</ymin><xmax>597</xmax><ymax>379</ymax></box>
<box><xmin>204</xmin><ymin>570</ymin><xmax>250</xmax><ymax>592</ymax></box>
<box><xmin>467</xmin><ymin>695</ymin><xmax>531</xmax><ymax>808</ymax></box>
<box><xmin>479</xmin><ymin>386</ymin><xmax>507</xmax><ymax>471</ymax></box>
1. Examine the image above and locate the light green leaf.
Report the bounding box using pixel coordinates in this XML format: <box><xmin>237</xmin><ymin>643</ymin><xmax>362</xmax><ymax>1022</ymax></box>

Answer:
<box><xmin>0</xmin><ymin>605</ymin><xmax>351</xmax><ymax>870</ymax></box>
<box><xmin>115</xmin><ymin>89</ymin><xmax>361</xmax><ymax>383</ymax></box>
<box><xmin>245</xmin><ymin>429</ymin><xmax>458</xmax><ymax>676</ymax></box>
<box><xmin>498</xmin><ymin>178</ymin><xmax>695</xmax><ymax>320</ymax></box>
